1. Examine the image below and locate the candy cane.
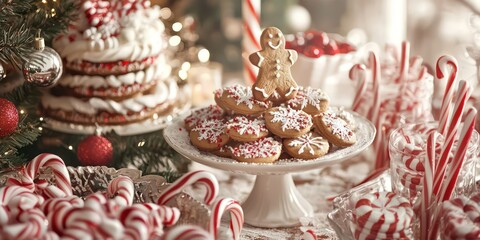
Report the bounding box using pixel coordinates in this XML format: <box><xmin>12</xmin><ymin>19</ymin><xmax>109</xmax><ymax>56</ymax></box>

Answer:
<box><xmin>1</xmin><ymin>208</ymin><xmax>47</xmax><ymax>240</ymax></box>
<box><xmin>433</xmin><ymin>80</ymin><xmax>472</xmax><ymax>195</ymax></box>
<box><xmin>9</xmin><ymin>154</ymin><xmax>72</xmax><ymax>196</ymax></box>
<box><xmin>242</xmin><ymin>0</ymin><xmax>261</xmax><ymax>84</ymax></box>
<box><xmin>157</xmin><ymin>170</ymin><xmax>219</xmax><ymax>206</ymax></box>
<box><xmin>152</xmin><ymin>205</ymin><xmax>181</xmax><ymax>227</ymax></box>
<box><xmin>420</xmin><ymin>131</ymin><xmax>436</xmax><ymax>240</ymax></box>
<box><xmin>120</xmin><ymin>206</ymin><xmax>150</xmax><ymax>240</ymax></box>
<box><xmin>301</xmin><ymin>229</ymin><xmax>317</xmax><ymax>240</ymax></box>
<box><xmin>439</xmin><ymin>107</ymin><xmax>477</xmax><ymax>201</ymax></box>
<box><xmin>42</xmin><ymin>196</ymin><xmax>84</xmax><ymax>215</ymax></box>
<box><xmin>349</xmin><ymin>64</ymin><xmax>368</xmax><ymax>112</ymax></box>
<box><xmin>367</xmin><ymin>51</ymin><xmax>381</xmax><ymax>125</ymax></box>
<box><xmin>436</xmin><ymin>55</ymin><xmax>459</xmax><ymax>135</ymax></box>
<box><xmin>108</xmin><ymin>176</ymin><xmax>134</xmax><ymax>206</ymax></box>
<box><xmin>49</xmin><ymin>207</ymin><xmax>102</xmax><ymax>234</ymax></box>
<box><xmin>209</xmin><ymin>198</ymin><xmax>244</xmax><ymax>240</ymax></box>
<box><xmin>163</xmin><ymin>224</ymin><xmax>213</xmax><ymax>240</ymax></box>
<box><xmin>395</xmin><ymin>42</ymin><xmax>410</xmax><ymax>83</ymax></box>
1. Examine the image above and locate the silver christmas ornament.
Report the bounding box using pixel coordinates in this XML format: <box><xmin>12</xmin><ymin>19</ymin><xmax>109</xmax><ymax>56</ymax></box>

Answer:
<box><xmin>0</xmin><ymin>63</ymin><xmax>5</xmax><ymax>81</ymax></box>
<box><xmin>22</xmin><ymin>31</ymin><xmax>63</xmax><ymax>87</ymax></box>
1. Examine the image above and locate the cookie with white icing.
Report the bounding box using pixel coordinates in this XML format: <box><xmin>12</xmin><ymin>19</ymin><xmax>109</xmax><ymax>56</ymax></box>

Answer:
<box><xmin>214</xmin><ymin>85</ymin><xmax>271</xmax><ymax>115</ymax></box>
<box><xmin>231</xmin><ymin>137</ymin><xmax>282</xmax><ymax>163</ymax></box>
<box><xmin>264</xmin><ymin>107</ymin><xmax>312</xmax><ymax>138</ymax></box>
<box><xmin>226</xmin><ymin>116</ymin><xmax>269</xmax><ymax>142</ymax></box>
<box><xmin>287</xmin><ymin>87</ymin><xmax>329</xmax><ymax>115</ymax></box>
<box><xmin>283</xmin><ymin>132</ymin><xmax>329</xmax><ymax>159</ymax></box>
<box><xmin>189</xmin><ymin>119</ymin><xmax>229</xmax><ymax>151</ymax></box>
<box><xmin>184</xmin><ymin>105</ymin><xmax>224</xmax><ymax>131</ymax></box>
<box><xmin>314</xmin><ymin>112</ymin><xmax>356</xmax><ymax>147</ymax></box>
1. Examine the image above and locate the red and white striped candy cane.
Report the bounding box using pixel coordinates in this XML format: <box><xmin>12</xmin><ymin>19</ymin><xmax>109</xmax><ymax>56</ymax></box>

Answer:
<box><xmin>151</xmin><ymin>205</ymin><xmax>180</xmax><ymax>227</ymax></box>
<box><xmin>436</xmin><ymin>55</ymin><xmax>459</xmax><ymax>136</ymax></box>
<box><xmin>12</xmin><ymin>153</ymin><xmax>72</xmax><ymax>196</ymax></box>
<box><xmin>367</xmin><ymin>51</ymin><xmax>381</xmax><ymax>125</ymax></box>
<box><xmin>1</xmin><ymin>208</ymin><xmax>47</xmax><ymax>240</ymax></box>
<box><xmin>439</xmin><ymin>107</ymin><xmax>477</xmax><ymax>201</ymax></box>
<box><xmin>420</xmin><ymin>131</ymin><xmax>436</xmax><ymax>240</ymax></box>
<box><xmin>242</xmin><ymin>0</ymin><xmax>261</xmax><ymax>85</ymax></box>
<box><xmin>209</xmin><ymin>198</ymin><xmax>244</xmax><ymax>240</ymax></box>
<box><xmin>157</xmin><ymin>170</ymin><xmax>219</xmax><ymax>206</ymax></box>
<box><xmin>108</xmin><ymin>176</ymin><xmax>134</xmax><ymax>206</ymax></box>
<box><xmin>301</xmin><ymin>229</ymin><xmax>317</xmax><ymax>240</ymax></box>
<box><xmin>395</xmin><ymin>41</ymin><xmax>410</xmax><ymax>83</ymax></box>
<box><xmin>49</xmin><ymin>207</ymin><xmax>102</xmax><ymax>234</ymax></box>
<box><xmin>119</xmin><ymin>206</ymin><xmax>151</xmax><ymax>240</ymax></box>
<box><xmin>349</xmin><ymin>64</ymin><xmax>368</xmax><ymax>113</ymax></box>
<box><xmin>42</xmin><ymin>196</ymin><xmax>84</xmax><ymax>216</ymax></box>
<box><xmin>163</xmin><ymin>224</ymin><xmax>213</xmax><ymax>240</ymax></box>
<box><xmin>433</xmin><ymin>80</ymin><xmax>472</xmax><ymax>196</ymax></box>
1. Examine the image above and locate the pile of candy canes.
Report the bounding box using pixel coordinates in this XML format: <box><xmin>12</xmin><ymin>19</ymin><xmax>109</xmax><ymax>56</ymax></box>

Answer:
<box><xmin>347</xmin><ymin>53</ymin><xmax>480</xmax><ymax>239</ymax></box>
<box><xmin>0</xmin><ymin>153</ymin><xmax>244</xmax><ymax>240</ymax></box>
<box><xmin>350</xmin><ymin>42</ymin><xmax>434</xmax><ymax>169</ymax></box>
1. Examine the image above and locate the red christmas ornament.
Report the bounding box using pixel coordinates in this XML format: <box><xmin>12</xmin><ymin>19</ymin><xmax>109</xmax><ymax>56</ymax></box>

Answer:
<box><xmin>77</xmin><ymin>134</ymin><xmax>113</xmax><ymax>166</ymax></box>
<box><xmin>0</xmin><ymin>98</ymin><xmax>19</xmax><ymax>137</ymax></box>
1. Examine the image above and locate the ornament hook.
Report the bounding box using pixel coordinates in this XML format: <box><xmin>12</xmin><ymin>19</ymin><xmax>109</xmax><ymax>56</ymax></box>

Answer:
<box><xmin>34</xmin><ymin>29</ymin><xmax>45</xmax><ymax>51</ymax></box>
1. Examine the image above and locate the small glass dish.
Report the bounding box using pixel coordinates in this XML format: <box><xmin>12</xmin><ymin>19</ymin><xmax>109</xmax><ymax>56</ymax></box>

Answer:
<box><xmin>327</xmin><ymin>170</ymin><xmax>393</xmax><ymax>240</ymax></box>
<box><xmin>0</xmin><ymin>166</ymin><xmax>210</xmax><ymax>230</ymax></box>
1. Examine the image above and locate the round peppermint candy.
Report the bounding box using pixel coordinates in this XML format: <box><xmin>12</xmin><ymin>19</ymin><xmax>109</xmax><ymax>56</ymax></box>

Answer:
<box><xmin>354</xmin><ymin>226</ymin><xmax>409</xmax><ymax>240</ymax></box>
<box><xmin>442</xmin><ymin>196</ymin><xmax>480</xmax><ymax>239</ymax></box>
<box><xmin>354</xmin><ymin>192</ymin><xmax>414</xmax><ymax>234</ymax></box>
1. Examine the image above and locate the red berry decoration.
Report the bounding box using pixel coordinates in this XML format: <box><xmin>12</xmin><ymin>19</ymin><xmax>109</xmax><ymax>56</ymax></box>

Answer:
<box><xmin>303</xmin><ymin>45</ymin><xmax>324</xmax><ymax>58</ymax></box>
<box><xmin>0</xmin><ymin>98</ymin><xmax>19</xmax><ymax>137</ymax></box>
<box><xmin>77</xmin><ymin>134</ymin><xmax>113</xmax><ymax>166</ymax></box>
<box><xmin>324</xmin><ymin>41</ymin><xmax>339</xmax><ymax>55</ymax></box>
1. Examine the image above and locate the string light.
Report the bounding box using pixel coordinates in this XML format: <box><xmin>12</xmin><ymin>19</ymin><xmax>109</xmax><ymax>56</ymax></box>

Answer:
<box><xmin>172</xmin><ymin>22</ymin><xmax>182</xmax><ymax>32</ymax></box>
<box><xmin>138</xmin><ymin>140</ymin><xmax>146</xmax><ymax>147</ymax></box>
<box><xmin>68</xmin><ymin>145</ymin><xmax>73</xmax><ymax>150</ymax></box>
<box><xmin>39</xmin><ymin>117</ymin><xmax>44</xmax><ymax>121</ymax></box>
<box><xmin>20</xmin><ymin>109</ymin><xmax>25</xmax><ymax>114</ymax></box>
<box><xmin>38</xmin><ymin>127</ymin><xmax>43</xmax><ymax>131</ymax></box>
<box><xmin>181</xmin><ymin>62</ymin><xmax>191</xmax><ymax>71</ymax></box>
<box><xmin>169</xmin><ymin>36</ymin><xmax>181</xmax><ymax>46</ymax></box>
<box><xmin>198</xmin><ymin>49</ymin><xmax>210</xmax><ymax>63</ymax></box>
<box><xmin>178</xmin><ymin>70</ymin><xmax>187</xmax><ymax>80</ymax></box>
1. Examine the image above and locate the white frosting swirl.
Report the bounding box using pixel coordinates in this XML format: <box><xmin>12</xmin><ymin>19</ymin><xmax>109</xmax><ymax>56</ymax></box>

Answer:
<box><xmin>58</xmin><ymin>58</ymin><xmax>171</xmax><ymax>88</ymax></box>
<box><xmin>53</xmin><ymin>6</ymin><xmax>166</xmax><ymax>63</ymax></box>
<box><xmin>41</xmin><ymin>79</ymin><xmax>178</xmax><ymax>115</ymax></box>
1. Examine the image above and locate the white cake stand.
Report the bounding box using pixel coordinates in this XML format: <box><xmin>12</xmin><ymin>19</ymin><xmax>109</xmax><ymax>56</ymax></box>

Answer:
<box><xmin>164</xmin><ymin>111</ymin><xmax>375</xmax><ymax>228</ymax></box>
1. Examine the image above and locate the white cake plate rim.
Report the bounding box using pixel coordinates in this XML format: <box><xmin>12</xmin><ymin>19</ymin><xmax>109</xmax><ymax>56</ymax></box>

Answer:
<box><xmin>164</xmin><ymin>109</ymin><xmax>375</xmax><ymax>175</ymax></box>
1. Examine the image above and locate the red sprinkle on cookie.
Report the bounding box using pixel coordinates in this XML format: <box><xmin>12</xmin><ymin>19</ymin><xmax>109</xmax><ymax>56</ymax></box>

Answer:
<box><xmin>314</xmin><ymin>112</ymin><xmax>356</xmax><ymax>147</ymax></box>
<box><xmin>287</xmin><ymin>87</ymin><xmax>329</xmax><ymax>115</ymax></box>
<box><xmin>265</xmin><ymin>107</ymin><xmax>312</xmax><ymax>138</ymax></box>
<box><xmin>226</xmin><ymin>116</ymin><xmax>269</xmax><ymax>142</ymax></box>
<box><xmin>283</xmin><ymin>132</ymin><xmax>329</xmax><ymax>159</ymax></box>
<box><xmin>184</xmin><ymin>105</ymin><xmax>224</xmax><ymax>131</ymax></box>
<box><xmin>231</xmin><ymin>137</ymin><xmax>282</xmax><ymax>163</ymax></box>
<box><xmin>190</xmin><ymin>119</ymin><xmax>229</xmax><ymax>151</ymax></box>
<box><xmin>215</xmin><ymin>85</ymin><xmax>271</xmax><ymax>115</ymax></box>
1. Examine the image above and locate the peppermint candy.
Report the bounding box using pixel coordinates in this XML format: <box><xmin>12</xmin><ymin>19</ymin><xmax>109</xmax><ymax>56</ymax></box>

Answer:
<box><xmin>441</xmin><ymin>195</ymin><xmax>480</xmax><ymax>239</ymax></box>
<box><xmin>354</xmin><ymin>192</ymin><xmax>414</xmax><ymax>234</ymax></box>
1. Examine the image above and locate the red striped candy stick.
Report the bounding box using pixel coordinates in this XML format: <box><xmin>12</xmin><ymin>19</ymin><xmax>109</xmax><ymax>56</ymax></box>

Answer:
<box><xmin>209</xmin><ymin>198</ymin><xmax>244</xmax><ymax>240</ymax></box>
<box><xmin>366</xmin><ymin>52</ymin><xmax>381</xmax><ymax>125</ymax></box>
<box><xmin>242</xmin><ymin>0</ymin><xmax>261</xmax><ymax>84</ymax></box>
<box><xmin>420</xmin><ymin>131</ymin><xmax>436</xmax><ymax>240</ymax></box>
<box><xmin>157</xmin><ymin>170</ymin><xmax>219</xmax><ymax>206</ymax></box>
<box><xmin>395</xmin><ymin>41</ymin><xmax>410</xmax><ymax>83</ymax></box>
<box><xmin>163</xmin><ymin>224</ymin><xmax>213</xmax><ymax>240</ymax></box>
<box><xmin>433</xmin><ymin>80</ymin><xmax>472</xmax><ymax>195</ymax></box>
<box><xmin>439</xmin><ymin>107</ymin><xmax>477</xmax><ymax>202</ymax></box>
<box><xmin>107</xmin><ymin>176</ymin><xmax>134</xmax><ymax>207</ymax></box>
<box><xmin>120</xmin><ymin>206</ymin><xmax>150</xmax><ymax>240</ymax></box>
<box><xmin>152</xmin><ymin>205</ymin><xmax>181</xmax><ymax>227</ymax></box>
<box><xmin>349</xmin><ymin>64</ymin><xmax>368</xmax><ymax>113</ymax></box>
<box><xmin>436</xmin><ymin>55</ymin><xmax>459</xmax><ymax>135</ymax></box>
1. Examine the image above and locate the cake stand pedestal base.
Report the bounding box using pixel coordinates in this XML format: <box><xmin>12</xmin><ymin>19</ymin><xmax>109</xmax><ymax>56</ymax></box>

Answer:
<box><xmin>242</xmin><ymin>174</ymin><xmax>313</xmax><ymax>228</ymax></box>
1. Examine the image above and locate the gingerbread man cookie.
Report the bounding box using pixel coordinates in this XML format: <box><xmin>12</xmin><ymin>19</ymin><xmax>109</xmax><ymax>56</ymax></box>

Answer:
<box><xmin>249</xmin><ymin>27</ymin><xmax>299</xmax><ymax>101</ymax></box>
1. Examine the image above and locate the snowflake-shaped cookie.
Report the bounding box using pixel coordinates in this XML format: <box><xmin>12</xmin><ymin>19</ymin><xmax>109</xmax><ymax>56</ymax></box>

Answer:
<box><xmin>227</xmin><ymin>116</ymin><xmax>267</xmax><ymax>136</ymax></box>
<box><xmin>288</xmin><ymin>87</ymin><xmax>329</xmax><ymax>110</ymax></box>
<box><xmin>322</xmin><ymin>113</ymin><xmax>353</xmax><ymax>140</ymax></box>
<box><xmin>223</xmin><ymin>85</ymin><xmax>269</xmax><ymax>109</ymax></box>
<box><xmin>288</xmin><ymin>132</ymin><xmax>328</xmax><ymax>155</ymax></box>
<box><xmin>191</xmin><ymin>119</ymin><xmax>226</xmax><ymax>143</ymax></box>
<box><xmin>269</xmin><ymin>107</ymin><xmax>312</xmax><ymax>131</ymax></box>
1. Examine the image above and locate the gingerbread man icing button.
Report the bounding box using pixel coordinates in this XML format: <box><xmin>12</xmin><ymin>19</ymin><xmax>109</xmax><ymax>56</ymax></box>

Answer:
<box><xmin>249</xmin><ymin>27</ymin><xmax>299</xmax><ymax>101</ymax></box>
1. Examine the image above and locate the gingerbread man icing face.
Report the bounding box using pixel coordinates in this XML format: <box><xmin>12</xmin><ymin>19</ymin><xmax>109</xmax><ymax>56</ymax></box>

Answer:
<box><xmin>249</xmin><ymin>27</ymin><xmax>298</xmax><ymax>101</ymax></box>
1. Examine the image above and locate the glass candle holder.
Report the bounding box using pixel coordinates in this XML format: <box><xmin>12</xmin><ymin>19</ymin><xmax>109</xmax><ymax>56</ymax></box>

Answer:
<box><xmin>187</xmin><ymin>61</ymin><xmax>222</xmax><ymax>107</ymax></box>
<box><xmin>389</xmin><ymin>122</ymin><xmax>479</xmax><ymax>203</ymax></box>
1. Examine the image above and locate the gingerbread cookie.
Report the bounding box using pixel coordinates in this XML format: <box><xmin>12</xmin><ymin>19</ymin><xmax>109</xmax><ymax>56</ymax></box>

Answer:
<box><xmin>264</xmin><ymin>107</ymin><xmax>312</xmax><ymax>138</ymax></box>
<box><xmin>333</xmin><ymin>107</ymin><xmax>357</xmax><ymax>130</ymax></box>
<box><xmin>287</xmin><ymin>87</ymin><xmax>329</xmax><ymax>115</ymax></box>
<box><xmin>214</xmin><ymin>85</ymin><xmax>271</xmax><ymax>115</ymax></box>
<box><xmin>226</xmin><ymin>116</ymin><xmax>269</xmax><ymax>142</ymax></box>
<box><xmin>314</xmin><ymin>112</ymin><xmax>356</xmax><ymax>147</ymax></box>
<box><xmin>249</xmin><ymin>27</ymin><xmax>298</xmax><ymax>101</ymax></box>
<box><xmin>212</xmin><ymin>144</ymin><xmax>234</xmax><ymax>158</ymax></box>
<box><xmin>283</xmin><ymin>132</ymin><xmax>329</xmax><ymax>160</ymax></box>
<box><xmin>231</xmin><ymin>137</ymin><xmax>282</xmax><ymax>163</ymax></box>
<box><xmin>189</xmin><ymin>119</ymin><xmax>229</xmax><ymax>151</ymax></box>
<box><xmin>184</xmin><ymin>105</ymin><xmax>224</xmax><ymax>131</ymax></box>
